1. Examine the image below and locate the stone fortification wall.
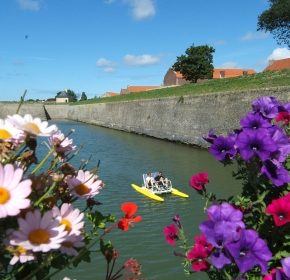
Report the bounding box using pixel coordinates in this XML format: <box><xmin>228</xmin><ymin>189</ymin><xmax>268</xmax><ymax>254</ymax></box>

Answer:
<box><xmin>0</xmin><ymin>103</ymin><xmax>48</xmax><ymax>120</ymax></box>
<box><xmin>0</xmin><ymin>87</ymin><xmax>289</xmax><ymax>147</ymax></box>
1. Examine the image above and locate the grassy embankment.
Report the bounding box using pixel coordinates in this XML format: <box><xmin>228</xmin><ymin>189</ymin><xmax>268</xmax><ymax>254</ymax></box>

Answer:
<box><xmin>75</xmin><ymin>69</ymin><xmax>290</xmax><ymax>105</ymax></box>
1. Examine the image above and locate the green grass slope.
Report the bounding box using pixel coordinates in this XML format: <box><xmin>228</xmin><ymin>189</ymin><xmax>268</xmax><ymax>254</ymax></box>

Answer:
<box><xmin>74</xmin><ymin>69</ymin><xmax>290</xmax><ymax>105</ymax></box>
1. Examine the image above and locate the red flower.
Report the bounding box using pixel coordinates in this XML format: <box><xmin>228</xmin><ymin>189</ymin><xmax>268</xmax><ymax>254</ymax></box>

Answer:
<box><xmin>187</xmin><ymin>244</ymin><xmax>210</xmax><ymax>271</ymax></box>
<box><xmin>118</xmin><ymin>202</ymin><xmax>142</xmax><ymax>231</ymax></box>
<box><xmin>266</xmin><ymin>195</ymin><xmax>290</xmax><ymax>227</ymax></box>
<box><xmin>194</xmin><ymin>234</ymin><xmax>213</xmax><ymax>254</ymax></box>
<box><xmin>189</xmin><ymin>172</ymin><xmax>209</xmax><ymax>191</ymax></box>
<box><xmin>275</xmin><ymin>111</ymin><xmax>290</xmax><ymax>124</ymax></box>
<box><xmin>163</xmin><ymin>224</ymin><xmax>179</xmax><ymax>246</ymax></box>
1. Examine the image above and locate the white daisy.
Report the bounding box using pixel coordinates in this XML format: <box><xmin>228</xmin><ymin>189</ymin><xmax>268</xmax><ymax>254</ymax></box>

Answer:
<box><xmin>60</xmin><ymin>234</ymin><xmax>85</xmax><ymax>256</ymax></box>
<box><xmin>9</xmin><ymin>245</ymin><xmax>35</xmax><ymax>265</ymax></box>
<box><xmin>8</xmin><ymin>114</ymin><xmax>57</xmax><ymax>137</ymax></box>
<box><xmin>0</xmin><ymin>118</ymin><xmax>24</xmax><ymax>143</ymax></box>
<box><xmin>52</xmin><ymin>203</ymin><xmax>84</xmax><ymax>236</ymax></box>
<box><xmin>0</xmin><ymin>163</ymin><xmax>32</xmax><ymax>218</ymax></box>
<box><xmin>67</xmin><ymin>170</ymin><xmax>103</xmax><ymax>199</ymax></box>
<box><xmin>10</xmin><ymin>210</ymin><xmax>67</xmax><ymax>252</ymax></box>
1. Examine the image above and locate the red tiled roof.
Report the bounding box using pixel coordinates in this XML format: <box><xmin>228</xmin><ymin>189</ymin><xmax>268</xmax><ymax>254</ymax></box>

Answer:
<box><xmin>213</xmin><ymin>69</ymin><xmax>256</xmax><ymax>79</ymax></box>
<box><xmin>103</xmin><ymin>92</ymin><xmax>119</xmax><ymax>97</ymax></box>
<box><xmin>126</xmin><ymin>86</ymin><xmax>160</xmax><ymax>93</ymax></box>
<box><xmin>264</xmin><ymin>58</ymin><xmax>290</xmax><ymax>71</ymax></box>
<box><xmin>172</xmin><ymin>69</ymin><xmax>255</xmax><ymax>79</ymax></box>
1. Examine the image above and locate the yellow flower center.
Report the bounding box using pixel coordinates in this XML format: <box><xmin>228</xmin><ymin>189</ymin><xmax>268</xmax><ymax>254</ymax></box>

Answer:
<box><xmin>24</xmin><ymin>123</ymin><xmax>41</xmax><ymax>135</ymax></box>
<box><xmin>0</xmin><ymin>129</ymin><xmax>12</xmax><ymax>140</ymax></box>
<box><xmin>75</xmin><ymin>184</ymin><xmax>90</xmax><ymax>195</ymax></box>
<box><xmin>16</xmin><ymin>245</ymin><xmax>27</xmax><ymax>255</ymax></box>
<box><xmin>0</xmin><ymin>187</ymin><xmax>10</xmax><ymax>204</ymax></box>
<box><xmin>61</xmin><ymin>218</ymin><xmax>72</xmax><ymax>232</ymax></box>
<box><xmin>28</xmin><ymin>229</ymin><xmax>50</xmax><ymax>245</ymax></box>
<box><xmin>62</xmin><ymin>241</ymin><xmax>73</xmax><ymax>248</ymax></box>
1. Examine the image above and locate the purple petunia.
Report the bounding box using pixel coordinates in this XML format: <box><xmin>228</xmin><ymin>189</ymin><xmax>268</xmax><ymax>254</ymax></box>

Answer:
<box><xmin>209</xmin><ymin>135</ymin><xmax>236</xmax><ymax>161</ymax></box>
<box><xmin>199</xmin><ymin>203</ymin><xmax>245</xmax><ymax>269</ymax></box>
<box><xmin>203</xmin><ymin>128</ymin><xmax>217</xmax><ymax>144</ymax></box>
<box><xmin>268</xmin><ymin>126</ymin><xmax>290</xmax><ymax>163</ymax></box>
<box><xmin>236</xmin><ymin>130</ymin><xmax>277</xmax><ymax>161</ymax></box>
<box><xmin>252</xmin><ymin>96</ymin><xmax>280</xmax><ymax>119</ymax></box>
<box><xmin>240</xmin><ymin>112</ymin><xmax>272</xmax><ymax>131</ymax></box>
<box><xmin>261</xmin><ymin>159</ymin><xmax>290</xmax><ymax>187</ymax></box>
<box><xmin>282</xmin><ymin>257</ymin><xmax>290</xmax><ymax>278</ymax></box>
<box><xmin>226</xmin><ymin>229</ymin><xmax>272</xmax><ymax>274</ymax></box>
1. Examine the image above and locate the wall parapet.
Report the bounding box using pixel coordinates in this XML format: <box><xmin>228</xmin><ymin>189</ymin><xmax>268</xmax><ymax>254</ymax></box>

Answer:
<box><xmin>1</xmin><ymin>87</ymin><xmax>289</xmax><ymax>147</ymax></box>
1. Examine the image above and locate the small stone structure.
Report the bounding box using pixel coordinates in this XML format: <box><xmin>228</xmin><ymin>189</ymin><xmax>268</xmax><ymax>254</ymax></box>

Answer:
<box><xmin>56</xmin><ymin>91</ymin><xmax>69</xmax><ymax>103</ymax></box>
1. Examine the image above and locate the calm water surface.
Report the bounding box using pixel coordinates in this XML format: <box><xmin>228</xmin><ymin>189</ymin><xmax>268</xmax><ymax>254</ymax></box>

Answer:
<box><xmin>50</xmin><ymin>120</ymin><xmax>241</xmax><ymax>280</ymax></box>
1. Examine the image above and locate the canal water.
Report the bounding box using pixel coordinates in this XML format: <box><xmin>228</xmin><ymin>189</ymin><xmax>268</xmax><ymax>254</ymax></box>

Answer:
<box><xmin>50</xmin><ymin>120</ymin><xmax>242</xmax><ymax>280</ymax></box>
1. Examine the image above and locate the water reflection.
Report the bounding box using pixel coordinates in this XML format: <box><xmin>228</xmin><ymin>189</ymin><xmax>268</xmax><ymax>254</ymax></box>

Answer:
<box><xmin>50</xmin><ymin>120</ymin><xmax>241</xmax><ymax>280</ymax></box>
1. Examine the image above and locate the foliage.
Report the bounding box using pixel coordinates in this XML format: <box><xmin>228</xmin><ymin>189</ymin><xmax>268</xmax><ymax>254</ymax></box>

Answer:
<box><xmin>80</xmin><ymin>92</ymin><xmax>87</xmax><ymax>101</ymax></box>
<box><xmin>0</xmin><ymin>109</ymin><xmax>143</xmax><ymax>279</ymax></box>
<box><xmin>257</xmin><ymin>0</ymin><xmax>290</xmax><ymax>48</ymax></box>
<box><xmin>172</xmin><ymin>44</ymin><xmax>215</xmax><ymax>83</ymax></box>
<box><xmin>164</xmin><ymin>95</ymin><xmax>290</xmax><ymax>279</ymax></box>
<box><xmin>69</xmin><ymin>69</ymin><xmax>290</xmax><ymax>105</ymax></box>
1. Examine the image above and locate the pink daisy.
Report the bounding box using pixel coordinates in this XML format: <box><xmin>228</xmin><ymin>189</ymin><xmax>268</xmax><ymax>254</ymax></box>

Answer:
<box><xmin>10</xmin><ymin>210</ymin><xmax>67</xmax><ymax>252</ymax></box>
<box><xmin>52</xmin><ymin>203</ymin><xmax>84</xmax><ymax>236</ymax></box>
<box><xmin>0</xmin><ymin>163</ymin><xmax>32</xmax><ymax>218</ymax></box>
<box><xmin>60</xmin><ymin>234</ymin><xmax>85</xmax><ymax>256</ymax></box>
<box><xmin>8</xmin><ymin>114</ymin><xmax>57</xmax><ymax>137</ymax></box>
<box><xmin>67</xmin><ymin>170</ymin><xmax>103</xmax><ymax>198</ymax></box>
<box><xmin>49</xmin><ymin>131</ymin><xmax>76</xmax><ymax>155</ymax></box>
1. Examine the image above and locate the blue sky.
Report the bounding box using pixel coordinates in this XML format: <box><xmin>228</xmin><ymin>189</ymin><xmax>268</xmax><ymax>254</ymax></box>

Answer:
<box><xmin>1</xmin><ymin>0</ymin><xmax>290</xmax><ymax>101</ymax></box>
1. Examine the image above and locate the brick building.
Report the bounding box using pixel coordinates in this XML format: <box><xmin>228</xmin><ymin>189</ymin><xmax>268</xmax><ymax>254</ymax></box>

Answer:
<box><xmin>163</xmin><ymin>68</ymin><xmax>256</xmax><ymax>86</ymax></box>
<box><xmin>264</xmin><ymin>58</ymin><xmax>290</xmax><ymax>71</ymax></box>
<box><xmin>120</xmin><ymin>85</ymin><xmax>160</xmax><ymax>94</ymax></box>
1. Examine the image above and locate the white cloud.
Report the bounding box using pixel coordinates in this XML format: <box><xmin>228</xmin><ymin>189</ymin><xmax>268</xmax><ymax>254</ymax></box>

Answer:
<box><xmin>213</xmin><ymin>40</ymin><xmax>226</xmax><ymax>46</ymax></box>
<box><xmin>218</xmin><ymin>61</ymin><xmax>239</xmax><ymax>69</ymax></box>
<box><xmin>103</xmin><ymin>67</ymin><xmax>115</xmax><ymax>73</ymax></box>
<box><xmin>96</xmin><ymin>58</ymin><xmax>116</xmax><ymax>73</ymax></box>
<box><xmin>123</xmin><ymin>54</ymin><xmax>160</xmax><ymax>66</ymax></box>
<box><xmin>17</xmin><ymin>0</ymin><xmax>41</xmax><ymax>11</ymax></box>
<box><xmin>104</xmin><ymin>0</ymin><xmax>116</xmax><ymax>3</ymax></box>
<box><xmin>96</xmin><ymin>58</ymin><xmax>114</xmax><ymax>67</ymax></box>
<box><xmin>125</xmin><ymin>0</ymin><xmax>155</xmax><ymax>20</ymax></box>
<box><xmin>240</xmin><ymin>31</ymin><xmax>269</xmax><ymax>41</ymax></box>
<box><xmin>267</xmin><ymin>47</ymin><xmax>290</xmax><ymax>61</ymax></box>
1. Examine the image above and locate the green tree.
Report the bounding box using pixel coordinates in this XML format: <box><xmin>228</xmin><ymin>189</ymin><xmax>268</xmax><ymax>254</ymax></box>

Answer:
<box><xmin>257</xmin><ymin>0</ymin><xmax>290</xmax><ymax>48</ymax></box>
<box><xmin>80</xmin><ymin>92</ymin><xmax>87</xmax><ymax>101</ymax></box>
<box><xmin>172</xmin><ymin>44</ymin><xmax>215</xmax><ymax>83</ymax></box>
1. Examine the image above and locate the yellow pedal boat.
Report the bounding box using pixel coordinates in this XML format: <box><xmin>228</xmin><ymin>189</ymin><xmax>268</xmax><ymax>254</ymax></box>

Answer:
<box><xmin>131</xmin><ymin>172</ymin><xmax>189</xmax><ymax>202</ymax></box>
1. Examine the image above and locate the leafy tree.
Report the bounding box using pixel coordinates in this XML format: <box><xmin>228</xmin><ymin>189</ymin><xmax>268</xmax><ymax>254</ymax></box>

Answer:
<box><xmin>172</xmin><ymin>44</ymin><xmax>215</xmax><ymax>83</ymax></box>
<box><xmin>80</xmin><ymin>92</ymin><xmax>87</xmax><ymax>101</ymax></box>
<box><xmin>257</xmin><ymin>0</ymin><xmax>290</xmax><ymax>48</ymax></box>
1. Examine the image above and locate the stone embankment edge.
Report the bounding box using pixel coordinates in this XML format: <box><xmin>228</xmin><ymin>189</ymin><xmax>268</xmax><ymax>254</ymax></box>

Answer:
<box><xmin>1</xmin><ymin>87</ymin><xmax>289</xmax><ymax>148</ymax></box>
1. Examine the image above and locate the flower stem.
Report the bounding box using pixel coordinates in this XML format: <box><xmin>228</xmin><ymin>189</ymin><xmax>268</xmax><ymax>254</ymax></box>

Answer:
<box><xmin>31</xmin><ymin>147</ymin><xmax>54</xmax><ymax>174</ymax></box>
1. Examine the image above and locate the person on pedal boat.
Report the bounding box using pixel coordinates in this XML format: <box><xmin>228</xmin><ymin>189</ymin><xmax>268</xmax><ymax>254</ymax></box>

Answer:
<box><xmin>145</xmin><ymin>173</ymin><xmax>155</xmax><ymax>187</ymax></box>
<box><xmin>154</xmin><ymin>171</ymin><xmax>168</xmax><ymax>186</ymax></box>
